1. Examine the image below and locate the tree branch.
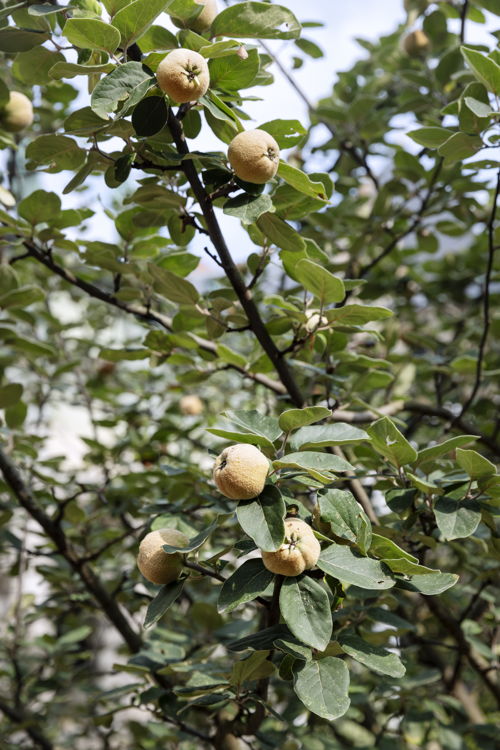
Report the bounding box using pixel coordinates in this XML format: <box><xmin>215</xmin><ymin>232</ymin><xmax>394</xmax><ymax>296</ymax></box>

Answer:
<box><xmin>356</xmin><ymin>158</ymin><xmax>443</xmax><ymax>281</ymax></box>
<box><xmin>460</xmin><ymin>0</ymin><xmax>469</xmax><ymax>44</ymax></box>
<box><xmin>0</xmin><ymin>445</ymin><xmax>143</xmax><ymax>653</ymax></box>
<box><xmin>19</xmin><ymin>240</ymin><xmax>287</xmax><ymax>398</ymax></box>
<box><xmin>165</xmin><ymin>109</ymin><xmax>305</xmax><ymax>408</ymax></box>
<box><xmin>458</xmin><ymin>169</ymin><xmax>500</xmax><ymax>420</ymax></box>
<box><xmin>329</xmin><ymin>400</ymin><xmax>500</xmax><ymax>458</ymax></box>
<box><xmin>424</xmin><ymin>595</ymin><xmax>500</xmax><ymax>706</ymax></box>
<box><xmin>0</xmin><ymin>697</ymin><xmax>53</xmax><ymax>750</ymax></box>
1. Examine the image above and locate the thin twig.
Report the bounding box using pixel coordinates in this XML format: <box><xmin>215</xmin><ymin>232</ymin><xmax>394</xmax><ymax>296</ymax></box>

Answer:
<box><xmin>458</xmin><ymin>169</ymin><xmax>500</xmax><ymax>419</ymax></box>
<box><xmin>460</xmin><ymin>0</ymin><xmax>469</xmax><ymax>44</ymax></box>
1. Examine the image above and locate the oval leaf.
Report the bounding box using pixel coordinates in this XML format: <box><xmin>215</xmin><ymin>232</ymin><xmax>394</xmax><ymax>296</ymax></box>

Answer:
<box><xmin>280</xmin><ymin>575</ymin><xmax>333</xmax><ymax>651</ymax></box>
<box><xmin>292</xmin><ymin>657</ymin><xmax>350</xmax><ymax>720</ymax></box>
<box><xmin>236</xmin><ymin>485</ymin><xmax>285</xmax><ymax>552</ymax></box>
<box><xmin>318</xmin><ymin>544</ymin><xmax>395</xmax><ymax>590</ymax></box>
<box><xmin>218</xmin><ymin>559</ymin><xmax>274</xmax><ymax>614</ymax></box>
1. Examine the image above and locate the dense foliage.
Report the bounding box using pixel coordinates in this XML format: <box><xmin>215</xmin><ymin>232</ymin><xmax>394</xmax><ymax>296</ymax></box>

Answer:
<box><xmin>0</xmin><ymin>1</ymin><xmax>499</xmax><ymax>748</ymax></box>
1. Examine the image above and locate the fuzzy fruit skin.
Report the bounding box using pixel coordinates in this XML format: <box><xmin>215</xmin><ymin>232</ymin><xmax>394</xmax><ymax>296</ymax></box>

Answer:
<box><xmin>403</xmin><ymin>30</ymin><xmax>430</xmax><ymax>56</ymax></box>
<box><xmin>180</xmin><ymin>394</ymin><xmax>204</xmax><ymax>416</ymax></box>
<box><xmin>227</xmin><ymin>129</ymin><xmax>280</xmax><ymax>184</ymax></box>
<box><xmin>0</xmin><ymin>92</ymin><xmax>33</xmax><ymax>133</ymax></box>
<box><xmin>156</xmin><ymin>48</ymin><xmax>209</xmax><ymax>103</ymax></box>
<box><xmin>137</xmin><ymin>528</ymin><xmax>189</xmax><ymax>585</ymax></box>
<box><xmin>261</xmin><ymin>518</ymin><xmax>321</xmax><ymax>576</ymax></box>
<box><xmin>171</xmin><ymin>0</ymin><xmax>218</xmax><ymax>33</ymax></box>
<box><xmin>213</xmin><ymin>443</ymin><xmax>269</xmax><ymax>500</ymax></box>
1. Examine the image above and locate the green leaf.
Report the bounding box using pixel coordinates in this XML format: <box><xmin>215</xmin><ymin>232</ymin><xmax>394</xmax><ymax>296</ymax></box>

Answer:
<box><xmin>102</xmin><ymin>0</ymin><xmax>133</xmax><ymax>16</ymax></box>
<box><xmin>12</xmin><ymin>47</ymin><xmax>65</xmax><ymax>86</ymax></box>
<box><xmin>144</xmin><ymin>579</ymin><xmax>184</xmax><ymax>629</ymax></box>
<box><xmin>49</xmin><ymin>61</ymin><xmax>115</xmax><ymax>80</ymax></box>
<box><xmin>327</xmin><ymin>304</ymin><xmax>393</xmax><ymax>326</ymax></box>
<box><xmin>58</xmin><ymin>625</ymin><xmax>93</xmax><ymax>647</ymax></box>
<box><xmin>91</xmin><ymin>61</ymin><xmax>152</xmax><ymax>120</ymax></box>
<box><xmin>407</xmin><ymin>127</ymin><xmax>451</xmax><ymax>148</ymax></box>
<box><xmin>18</xmin><ymin>190</ymin><xmax>61</xmax><ymax>225</ymax></box>
<box><xmin>161</xmin><ymin>519</ymin><xmax>219</xmax><ymax>554</ymax></box>
<box><xmin>339</xmin><ymin>633</ymin><xmax>405</xmax><ymax>678</ymax></box>
<box><xmin>259</xmin><ymin>119</ymin><xmax>307</xmax><ymax>149</ymax></box>
<box><xmin>397</xmin><ymin>572</ymin><xmax>459</xmax><ymax>595</ymax></box>
<box><xmin>256</xmin><ymin>212</ymin><xmax>306</xmax><ymax>252</ymax></box>
<box><xmin>209</xmin><ymin>47</ymin><xmax>260</xmax><ymax>91</ymax></box>
<box><xmin>317</xmin><ymin>489</ymin><xmax>372</xmax><ymax>547</ymax></box>
<box><xmin>318</xmin><ymin>544</ymin><xmax>394</xmax><ymax>590</ymax></box>
<box><xmin>295</xmin><ymin>259</ymin><xmax>345</xmax><ymax>304</ymax></box>
<box><xmin>227</xmin><ymin>624</ymin><xmax>292</xmax><ymax>652</ymax></box>
<box><xmin>437</xmin><ymin>132</ymin><xmax>483</xmax><ymax>163</ymax></box>
<box><xmin>223</xmin><ymin>410</ymin><xmax>282</xmax><ymax>443</ymax></box>
<box><xmin>236</xmin><ymin>485</ymin><xmax>285</xmax><ymax>552</ymax></box>
<box><xmin>292</xmin><ymin>657</ymin><xmax>350</xmax><ymax>720</ymax></box>
<box><xmin>5</xmin><ymin>400</ymin><xmax>27</xmax><ymax>429</ymax></box>
<box><xmin>230</xmin><ymin>650</ymin><xmax>275</xmax><ymax>687</ymax></box>
<box><xmin>279</xmin><ymin>407</ymin><xmax>331</xmax><ymax>433</ymax></box>
<box><xmin>215</xmin><ymin>344</ymin><xmax>247</xmax><ymax>369</ymax></box>
<box><xmin>279</xmin><ymin>575</ymin><xmax>332</xmax><ymax>651</ymax></box>
<box><xmin>148</xmin><ymin>264</ymin><xmax>199</xmax><ymax>305</ymax></box>
<box><xmin>415</xmin><ymin>435</ymin><xmax>478</xmax><ymax>468</ymax></box>
<box><xmin>63</xmin><ymin>18</ymin><xmax>121</xmax><ymax>53</ymax></box>
<box><xmin>290</xmin><ymin>423</ymin><xmax>369</xmax><ymax>450</ymax></box>
<box><xmin>461</xmin><ymin>46</ymin><xmax>500</xmax><ymax>94</ymax></box>
<box><xmin>456</xmin><ymin>448</ymin><xmax>496</xmax><ymax>478</ymax></box>
<box><xmin>369</xmin><ymin>533</ymin><xmax>418</xmax><ymax>563</ymax></box>
<box><xmin>0</xmin><ymin>286</ymin><xmax>45</xmax><ymax>309</ymax></box>
<box><xmin>113</xmin><ymin>0</ymin><xmax>174</xmax><ymax>48</ymax></box>
<box><xmin>218</xmin><ymin>559</ymin><xmax>274</xmax><ymax>614</ymax></box>
<box><xmin>367</xmin><ymin>417</ymin><xmax>418</xmax><ymax>467</ymax></box>
<box><xmin>132</xmin><ymin>95</ymin><xmax>168</xmax><ymax>136</ymax></box>
<box><xmin>223</xmin><ymin>194</ymin><xmax>274</xmax><ymax>225</ymax></box>
<box><xmin>273</xmin><ymin>451</ymin><xmax>354</xmax><ymax>477</ymax></box>
<box><xmin>277</xmin><ymin>162</ymin><xmax>329</xmax><ymax>201</ymax></box>
<box><xmin>383</xmin><ymin>558</ymin><xmax>439</xmax><ymax>576</ymax></box>
<box><xmin>0</xmin><ymin>28</ymin><xmax>49</xmax><ymax>53</ymax></box>
<box><xmin>211</xmin><ymin>2</ymin><xmax>301</xmax><ymax>40</ymax></box>
<box><xmin>0</xmin><ymin>383</ymin><xmax>23</xmax><ymax>409</ymax></box>
<box><xmin>274</xmin><ymin>637</ymin><xmax>312</xmax><ymax>662</ymax></box>
<box><xmin>25</xmin><ymin>135</ymin><xmax>86</xmax><ymax>172</ymax></box>
<box><xmin>199</xmin><ymin>40</ymin><xmax>241</xmax><ymax>59</ymax></box>
<box><xmin>206</xmin><ymin>427</ymin><xmax>275</xmax><ymax>452</ymax></box>
<box><xmin>433</xmin><ymin>495</ymin><xmax>482</xmax><ymax>540</ymax></box>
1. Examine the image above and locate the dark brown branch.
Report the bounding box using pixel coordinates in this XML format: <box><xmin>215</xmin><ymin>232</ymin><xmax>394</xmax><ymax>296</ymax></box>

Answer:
<box><xmin>0</xmin><ymin>445</ymin><xmax>143</xmax><ymax>653</ymax></box>
<box><xmin>165</xmin><ymin>109</ymin><xmax>305</xmax><ymax>408</ymax></box>
<box><xmin>18</xmin><ymin>240</ymin><xmax>286</xmax><ymax>397</ymax></box>
<box><xmin>458</xmin><ymin>169</ymin><xmax>500</xmax><ymax>419</ymax></box>
<box><xmin>0</xmin><ymin>697</ymin><xmax>53</xmax><ymax>750</ymax></box>
<box><xmin>328</xmin><ymin>400</ymin><xmax>500</xmax><ymax>458</ymax></box>
<box><xmin>424</xmin><ymin>595</ymin><xmax>500</xmax><ymax>705</ymax></box>
<box><xmin>460</xmin><ymin>0</ymin><xmax>469</xmax><ymax>44</ymax></box>
<box><xmin>356</xmin><ymin>158</ymin><xmax>443</xmax><ymax>281</ymax></box>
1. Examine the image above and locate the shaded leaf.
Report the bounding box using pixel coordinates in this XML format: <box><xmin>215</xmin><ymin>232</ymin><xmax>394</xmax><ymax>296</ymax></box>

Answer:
<box><xmin>339</xmin><ymin>633</ymin><xmax>405</xmax><ymax>677</ymax></box>
<box><xmin>144</xmin><ymin>579</ymin><xmax>184</xmax><ymax>629</ymax></box>
<box><xmin>218</xmin><ymin>559</ymin><xmax>274</xmax><ymax>614</ymax></box>
<box><xmin>318</xmin><ymin>544</ymin><xmax>394</xmax><ymax>590</ymax></box>
<box><xmin>280</xmin><ymin>575</ymin><xmax>332</xmax><ymax>651</ymax></box>
<box><xmin>292</xmin><ymin>657</ymin><xmax>350</xmax><ymax>720</ymax></box>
